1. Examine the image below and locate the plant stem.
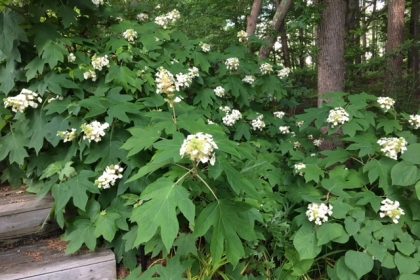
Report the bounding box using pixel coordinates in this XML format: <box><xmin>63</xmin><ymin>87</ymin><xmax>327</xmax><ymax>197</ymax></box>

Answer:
<box><xmin>195</xmin><ymin>173</ymin><xmax>219</xmax><ymax>202</ymax></box>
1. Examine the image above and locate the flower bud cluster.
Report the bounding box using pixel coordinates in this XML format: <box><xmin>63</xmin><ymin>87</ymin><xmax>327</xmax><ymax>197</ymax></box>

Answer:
<box><xmin>91</xmin><ymin>54</ymin><xmax>109</xmax><ymax>71</ymax></box>
<box><xmin>156</xmin><ymin>67</ymin><xmax>176</xmax><ymax>95</ymax></box>
<box><xmin>408</xmin><ymin>114</ymin><xmax>420</xmax><ymax>129</ymax></box>
<box><xmin>180</xmin><ymin>133</ymin><xmax>218</xmax><ymax>165</ymax></box>
<box><xmin>379</xmin><ymin>198</ymin><xmax>405</xmax><ymax>224</ymax></box>
<box><xmin>277</xmin><ymin>67</ymin><xmax>290</xmax><ymax>78</ymax></box>
<box><xmin>377</xmin><ymin>97</ymin><xmax>395</xmax><ymax>112</ymax></box>
<box><xmin>91</xmin><ymin>0</ymin><xmax>104</xmax><ymax>6</ymax></box>
<box><xmin>214</xmin><ymin>86</ymin><xmax>225</xmax><ymax>97</ymax></box>
<box><xmin>273</xmin><ymin>111</ymin><xmax>285</xmax><ymax>119</ymax></box>
<box><xmin>4</xmin><ymin>89</ymin><xmax>42</xmax><ymax>113</ymax></box>
<box><xmin>154</xmin><ymin>9</ymin><xmax>180</xmax><ymax>29</ymax></box>
<box><xmin>237</xmin><ymin>30</ymin><xmax>248</xmax><ymax>42</ymax></box>
<box><xmin>279</xmin><ymin>126</ymin><xmax>290</xmax><ymax>134</ymax></box>
<box><xmin>377</xmin><ymin>137</ymin><xmax>407</xmax><ymax>160</ymax></box>
<box><xmin>68</xmin><ymin>53</ymin><xmax>76</xmax><ymax>63</ymax></box>
<box><xmin>122</xmin><ymin>29</ymin><xmax>138</xmax><ymax>42</ymax></box>
<box><xmin>95</xmin><ymin>164</ymin><xmax>124</xmax><ymax>189</ymax></box>
<box><xmin>225</xmin><ymin>57</ymin><xmax>240</xmax><ymax>71</ymax></box>
<box><xmin>222</xmin><ymin>108</ymin><xmax>242</xmax><ymax>126</ymax></box>
<box><xmin>260</xmin><ymin>63</ymin><xmax>273</xmax><ymax>75</ymax></box>
<box><xmin>327</xmin><ymin>107</ymin><xmax>350</xmax><ymax>127</ymax></box>
<box><xmin>200</xmin><ymin>42</ymin><xmax>211</xmax><ymax>53</ymax></box>
<box><xmin>251</xmin><ymin>114</ymin><xmax>265</xmax><ymax>131</ymax></box>
<box><xmin>293</xmin><ymin>163</ymin><xmax>306</xmax><ymax>175</ymax></box>
<box><xmin>81</xmin><ymin>121</ymin><xmax>110</xmax><ymax>143</ymax></box>
<box><xmin>313</xmin><ymin>139</ymin><xmax>323</xmax><ymax>147</ymax></box>
<box><xmin>306</xmin><ymin>203</ymin><xmax>333</xmax><ymax>225</ymax></box>
<box><xmin>242</xmin><ymin>75</ymin><xmax>255</xmax><ymax>85</ymax></box>
<box><xmin>57</xmin><ymin>129</ymin><xmax>77</xmax><ymax>142</ymax></box>
<box><xmin>83</xmin><ymin>70</ymin><xmax>97</xmax><ymax>81</ymax></box>
<box><xmin>175</xmin><ymin>67</ymin><xmax>199</xmax><ymax>91</ymax></box>
<box><xmin>136</xmin><ymin>13</ymin><xmax>149</xmax><ymax>22</ymax></box>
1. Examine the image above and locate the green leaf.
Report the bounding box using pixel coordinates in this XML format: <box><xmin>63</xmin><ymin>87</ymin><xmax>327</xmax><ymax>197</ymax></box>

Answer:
<box><xmin>344</xmin><ymin>251</ymin><xmax>374</xmax><ymax>279</ymax></box>
<box><xmin>293</xmin><ymin>223</ymin><xmax>322</xmax><ymax>260</ymax></box>
<box><xmin>105</xmin><ymin>65</ymin><xmax>141</xmax><ymax>91</ymax></box>
<box><xmin>303</xmin><ymin>164</ymin><xmax>324</xmax><ymax>183</ymax></box>
<box><xmin>63</xmin><ymin>219</ymin><xmax>96</xmax><ymax>254</ymax></box>
<box><xmin>316</xmin><ymin>223</ymin><xmax>348</xmax><ymax>246</ymax></box>
<box><xmin>391</xmin><ymin>161</ymin><xmax>418</xmax><ymax>186</ymax></box>
<box><xmin>395</xmin><ymin>253</ymin><xmax>419</xmax><ymax>274</ymax></box>
<box><xmin>130</xmin><ymin>178</ymin><xmax>195</xmax><ymax>251</ymax></box>
<box><xmin>415</xmin><ymin>181</ymin><xmax>420</xmax><ymax>200</ymax></box>
<box><xmin>402</xmin><ymin>144</ymin><xmax>420</xmax><ymax>165</ymax></box>
<box><xmin>195</xmin><ymin>199</ymin><xmax>258</xmax><ymax>266</ymax></box>
<box><xmin>320</xmin><ymin>149</ymin><xmax>350</xmax><ymax>168</ymax></box>
<box><xmin>94</xmin><ymin>211</ymin><xmax>120</xmax><ymax>242</ymax></box>
<box><xmin>0</xmin><ymin>128</ymin><xmax>29</xmax><ymax>165</ymax></box>
<box><xmin>399</xmin><ymin>275</ymin><xmax>420</xmax><ymax>280</ymax></box>
<box><xmin>41</xmin><ymin>40</ymin><xmax>66</xmax><ymax>68</ymax></box>
<box><xmin>122</xmin><ymin>127</ymin><xmax>162</xmax><ymax>157</ymax></box>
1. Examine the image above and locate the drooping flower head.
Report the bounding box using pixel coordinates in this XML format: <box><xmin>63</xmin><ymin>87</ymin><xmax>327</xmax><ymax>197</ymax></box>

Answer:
<box><xmin>294</xmin><ymin>163</ymin><xmax>306</xmax><ymax>176</ymax></box>
<box><xmin>408</xmin><ymin>114</ymin><xmax>420</xmax><ymax>129</ymax></box>
<box><xmin>222</xmin><ymin>109</ymin><xmax>242</xmax><ymax>126</ymax></box>
<box><xmin>214</xmin><ymin>86</ymin><xmax>225</xmax><ymax>97</ymax></box>
<box><xmin>237</xmin><ymin>30</ymin><xmax>248</xmax><ymax>42</ymax></box>
<box><xmin>83</xmin><ymin>70</ymin><xmax>97</xmax><ymax>81</ymax></box>
<box><xmin>4</xmin><ymin>89</ymin><xmax>42</xmax><ymax>113</ymax></box>
<box><xmin>273</xmin><ymin>111</ymin><xmax>286</xmax><ymax>119</ymax></box>
<box><xmin>95</xmin><ymin>164</ymin><xmax>124</xmax><ymax>189</ymax></box>
<box><xmin>379</xmin><ymin>198</ymin><xmax>405</xmax><ymax>224</ymax></box>
<box><xmin>242</xmin><ymin>75</ymin><xmax>255</xmax><ymax>85</ymax></box>
<box><xmin>225</xmin><ymin>57</ymin><xmax>240</xmax><ymax>71</ymax></box>
<box><xmin>200</xmin><ymin>42</ymin><xmax>211</xmax><ymax>53</ymax></box>
<box><xmin>279</xmin><ymin>126</ymin><xmax>291</xmax><ymax>134</ymax></box>
<box><xmin>277</xmin><ymin>67</ymin><xmax>290</xmax><ymax>78</ymax></box>
<box><xmin>81</xmin><ymin>121</ymin><xmax>110</xmax><ymax>143</ymax></box>
<box><xmin>67</xmin><ymin>53</ymin><xmax>76</xmax><ymax>63</ymax></box>
<box><xmin>251</xmin><ymin>114</ymin><xmax>265</xmax><ymax>131</ymax></box>
<box><xmin>154</xmin><ymin>9</ymin><xmax>180</xmax><ymax>29</ymax></box>
<box><xmin>57</xmin><ymin>129</ymin><xmax>77</xmax><ymax>143</ymax></box>
<box><xmin>377</xmin><ymin>137</ymin><xmax>407</xmax><ymax>160</ymax></box>
<box><xmin>136</xmin><ymin>13</ymin><xmax>149</xmax><ymax>22</ymax></box>
<box><xmin>180</xmin><ymin>133</ymin><xmax>218</xmax><ymax>165</ymax></box>
<box><xmin>91</xmin><ymin>54</ymin><xmax>109</xmax><ymax>71</ymax></box>
<box><xmin>155</xmin><ymin>67</ymin><xmax>176</xmax><ymax>95</ymax></box>
<box><xmin>306</xmin><ymin>203</ymin><xmax>333</xmax><ymax>225</ymax></box>
<box><xmin>377</xmin><ymin>97</ymin><xmax>395</xmax><ymax>112</ymax></box>
<box><xmin>327</xmin><ymin>107</ymin><xmax>350</xmax><ymax>127</ymax></box>
<box><xmin>122</xmin><ymin>29</ymin><xmax>138</xmax><ymax>42</ymax></box>
<box><xmin>260</xmin><ymin>63</ymin><xmax>273</xmax><ymax>75</ymax></box>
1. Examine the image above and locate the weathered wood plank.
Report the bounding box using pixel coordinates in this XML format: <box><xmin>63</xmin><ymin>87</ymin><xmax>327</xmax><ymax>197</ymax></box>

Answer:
<box><xmin>0</xmin><ymin>239</ymin><xmax>116</xmax><ymax>280</ymax></box>
<box><xmin>0</xmin><ymin>191</ymin><xmax>53</xmax><ymax>240</ymax></box>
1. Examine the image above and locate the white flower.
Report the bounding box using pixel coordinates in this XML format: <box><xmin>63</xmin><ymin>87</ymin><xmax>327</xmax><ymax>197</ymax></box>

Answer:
<box><xmin>313</xmin><ymin>139</ymin><xmax>323</xmax><ymax>147</ymax></box>
<box><xmin>222</xmin><ymin>109</ymin><xmax>242</xmax><ymax>126</ymax></box>
<box><xmin>4</xmin><ymin>89</ymin><xmax>42</xmax><ymax>113</ymax></box>
<box><xmin>273</xmin><ymin>111</ymin><xmax>285</xmax><ymax>119</ymax></box>
<box><xmin>251</xmin><ymin>114</ymin><xmax>265</xmax><ymax>131</ymax></box>
<box><xmin>242</xmin><ymin>75</ymin><xmax>255</xmax><ymax>85</ymax></box>
<box><xmin>136</xmin><ymin>13</ymin><xmax>149</xmax><ymax>22</ymax></box>
<box><xmin>377</xmin><ymin>137</ymin><xmax>407</xmax><ymax>160</ymax></box>
<box><xmin>164</xmin><ymin>96</ymin><xmax>182</xmax><ymax>108</ymax></box>
<box><xmin>260</xmin><ymin>63</ymin><xmax>273</xmax><ymax>75</ymax></box>
<box><xmin>219</xmin><ymin>106</ymin><xmax>231</xmax><ymax>113</ymax></box>
<box><xmin>214</xmin><ymin>86</ymin><xmax>225</xmax><ymax>97</ymax></box>
<box><xmin>83</xmin><ymin>70</ymin><xmax>97</xmax><ymax>81</ymax></box>
<box><xmin>200</xmin><ymin>42</ymin><xmax>211</xmax><ymax>53</ymax></box>
<box><xmin>293</xmin><ymin>141</ymin><xmax>301</xmax><ymax>149</ymax></box>
<box><xmin>225</xmin><ymin>57</ymin><xmax>240</xmax><ymax>71</ymax></box>
<box><xmin>237</xmin><ymin>30</ymin><xmax>248</xmax><ymax>42</ymax></box>
<box><xmin>273</xmin><ymin>39</ymin><xmax>282</xmax><ymax>52</ymax></box>
<box><xmin>408</xmin><ymin>114</ymin><xmax>420</xmax><ymax>129</ymax></box>
<box><xmin>327</xmin><ymin>107</ymin><xmax>350</xmax><ymax>127</ymax></box>
<box><xmin>379</xmin><ymin>198</ymin><xmax>405</xmax><ymax>224</ymax></box>
<box><xmin>180</xmin><ymin>133</ymin><xmax>218</xmax><ymax>165</ymax></box>
<box><xmin>306</xmin><ymin>203</ymin><xmax>333</xmax><ymax>225</ymax></box>
<box><xmin>91</xmin><ymin>0</ymin><xmax>104</xmax><ymax>6</ymax></box>
<box><xmin>155</xmin><ymin>67</ymin><xmax>176</xmax><ymax>95</ymax></box>
<box><xmin>47</xmin><ymin>95</ymin><xmax>63</xmax><ymax>103</ymax></box>
<box><xmin>57</xmin><ymin>128</ymin><xmax>77</xmax><ymax>143</ymax></box>
<box><xmin>279</xmin><ymin>126</ymin><xmax>290</xmax><ymax>134</ymax></box>
<box><xmin>296</xmin><ymin>120</ymin><xmax>304</xmax><ymax>128</ymax></box>
<box><xmin>377</xmin><ymin>97</ymin><xmax>395</xmax><ymax>112</ymax></box>
<box><xmin>188</xmin><ymin>67</ymin><xmax>200</xmax><ymax>78</ymax></box>
<box><xmin>154</xmin><ymin>9</ymin><xmax>180</xmax><ymax>29</ymax></box>
<box><xmin>91</xmin><ymin>54</ymin><xmax>109</xmax><ymax>71</ymax></box>
<box><xmin>122</xmin><ymin>29</ymin><xmax>138</xmax><ymax>42</ymax></box>
<box><xmin>277</xmin><ymin>67</ymin><xmax>290</xmax><ymax>78</ymax></box>
<box><xmin>95</xmin><ymin>164</ymin><xmax>124</xmax><ymax>189</ymax></box>
<box><xmin>67</xmin><ymin>53</ymin><xmax>76</xmax><ymax>63</ymax></box>
<box><xmin>81</xmin><ymin>121</ymin><xmax>110</xmax><ymax>143</ymax></box>
<box><xmin>174</xmin><ymin>67</ymin><xmax>199</xmax><ymax>91</ymax></box>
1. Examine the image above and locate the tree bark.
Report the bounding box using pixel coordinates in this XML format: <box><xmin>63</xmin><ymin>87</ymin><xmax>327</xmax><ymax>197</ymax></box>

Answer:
<box><xmin>246</xmin><ymin>0</ymin><xmax>263</xmax><ymax>36</ymax></box>
<box><xmin>317</xmin><ymin>0</ymin><xmax>347</xmax><ymax>106</ymax></box>
<box><xmin>385</xmin><ymin>0</ymin><xmax>406</xmax><ymax>98</ymax></box>
<box><xmin>279</xmin><ymin>24</ymin><xmax>291</xmax><ymax>67</ymax></box>
<box><xmin>345</xmin><ymin>0</ymin><xmax>361</xmax><ymax>65</ymax></box>
<box><xmin>259</xmin><ymin>0</ymin><xmax>293</xmax><ymax>59</ymax></box>
<box><xmin>411</xmin><ymin>0</ymin><xmax>420</xmax><ymax>96</ymax></box>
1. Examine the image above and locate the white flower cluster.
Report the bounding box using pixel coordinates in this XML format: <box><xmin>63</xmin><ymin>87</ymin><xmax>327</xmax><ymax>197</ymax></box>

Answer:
<box><xmin>242</xmin><ymin>75</ymin><xmax>255</xmax><ymax>85</ymax></box>
<box><xmin>251</xmin><ymin>114</ymin><xmax>265</xmax><ymax>131</ymax></box>
<box><xmin>95</xmin><ymin>164</ymin><xmax>124</xmax><ymax>189</ymax></box>
<box><xmin>91</xmin><ymin>0</ymin><xmax>104</xmax><ymax>7</ymax></box>
<box><xmin>200</xmin><ymin>42</ymin><xmax>211</xmax><ymax>53</ymax></box>
<box><xmin>279</xmin><ymin>126</ymin><xmax>290</xmax><ymax>134</ymax></box>
<box><xmin>408</xmin><ymin>114</ymin><xmax>420</xmax><ymax>129</ymax></box>
<box><xmin>222</xmin><ymin>108</ymin><xmax>242</xmax><ymax>126</ymax></box>
<box><xmin>180</xmin><ymin>133</ymin><xmax>218</xmax><ymax>165</ymax></box>
<box><xmin>47</xmin><ymin>95</ymin><xmax>63</xmax><ymax>103</ymax></box>
<box><xmin>155</xmin><ymin>67</ymin><xmax>176</xmax><ymax>95</ymax></box>
<box><xmin>327</xmin><ymin>107</ymin><xmax>350</xmax><ymax>127</ymax></box>
<box><xmin>154</xmin><ymin>9</ymin><xmax>180</xmax><ymax>29</ymax></box>
<box><xmin>81</xmin><ymin>121</ymin><xmax>110</xmax><ymax>143</ymax></box>
<box><xmin>4</xmin><ymin>89</ymin><xmax>42</xmax><ymax>113</ymax></box>
<box><xmin>214</xmin><ymin>86</ymin><xmax>225</xmax><ymax>97</ymax></box>
<box><xmin>237</xmin><ymin>30</ymin><xmax>248</xmax><ymax>43</ymax></box>
<box><xmin>57</xmin><ymin>129</ymin><xmax>77</xmax><ymax>143</ymax></box>
<box><xmin>91</xmin><ymin>54</ymin><xmax>109</xmax><ymax>71</ymax></box>
<box><xmin>306</xmin><ymin>203</ymin><xmax>333</xmax><ymax>225</ymax></box>
<box><xmin>83</xmin><ymin>70</ymin><xmax>97</xmax><ymax>81</ymax></box>
<box><xmin>313</xmin><ymin>139</ymin><xmax>323</xmax><ymax>147</ymax></box>
<box><xmin>377</xmin><ymin>97</ymin><xmax>395</xmax><ymax>112</ymax></box>
<box><xmin>277</xmin><ymin>67</ymin><xmax>290</xmax><ymax>78</ymax></box>
<box><xmin>136</xmin><ymin>13</ymin><xmax>149</xmax><ymax>22</ymax></box>
<box><xmin>293</xmin><ymin>163</ymin><xmax>306</xmax><ymax>175</ymax></box>
<box><xmin>379</xmin><ymin>198</ymin><xmax>405</xmax><ymax>224</ymax></box>
<box><xmin>260</xmin><ymin>63</ymin><xmax>273</xmax><ymax>75</ymax></box>
<box><xmin>293</xmin><ymin>141</ymin><xmax>301</xmax><ymax>149</ymax></box>
<box><xmin>219</xmin><ymin>106</ymin><xmax>231</xmax><ymax>113</ymax></box>
<box><xmin>225</xmin><ymin>57</ymin><xmax>240</xmax><ymax>71</ymax></box>
<box><xmin>377</xmin><ymin>137</ymin><xmax>407</xmax><ymax>160</ymax></box>
<box><xmin>273</xmin><ymin>111</ymin><xmax>285</xmax><ymax>119</ymax></box>
<box><xmin>68</xmin><ymin>53</ymin><xmax>76</xmax><ymax>63</ymax></box>
<box><xmin>122</xmin><ymin>29</ymin><xmax>138</xmax><ymax>42</ymax></box>
<box><xmin>296</xmin><ymin>120</ymin><xmax>304</xmax><ymax>128</ymax></box>
<box><xmin>175</xmin><ymin>67</ymin><xmax>199</xmax><ymax>91</ymax></box>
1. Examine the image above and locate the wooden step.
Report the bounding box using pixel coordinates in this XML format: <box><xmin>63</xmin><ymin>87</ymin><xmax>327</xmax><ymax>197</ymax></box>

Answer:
<box><xmin>0</xmin><ymin>190</ymin><xmax>54</xmax><ymax>240</ymax></box>
<box><xmin>0</xmin><ymin>238</ymin><xmax>117</xmax><ymax>280</ymax></box>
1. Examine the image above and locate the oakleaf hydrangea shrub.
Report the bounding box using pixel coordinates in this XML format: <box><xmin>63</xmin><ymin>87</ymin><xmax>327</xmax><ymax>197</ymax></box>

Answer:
<box><xmin>0</xmin><ymin>1</ymin><xmax>419</xmax><ymax>279</ymax></box>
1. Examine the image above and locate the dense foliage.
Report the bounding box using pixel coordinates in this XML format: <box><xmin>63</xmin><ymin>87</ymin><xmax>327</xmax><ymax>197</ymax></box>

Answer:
<box><xmin>0</xmin><ymin>1</ymin><xmax>420</xmax><ymax>279</ymax></box>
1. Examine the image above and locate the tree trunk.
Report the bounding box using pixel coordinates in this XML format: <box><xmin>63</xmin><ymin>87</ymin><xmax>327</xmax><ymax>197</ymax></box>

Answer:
<box><xmin>345</xmin><ymin>0</ymin><xmax>361</xmax><ymax>65</ymax></box>
<box><xmin>279</xmin><ymin>24</ymin><xmax>291</xmax><ymax>67</ymax></box>
<box><xmin>246</xmin><ymin>0</ymin><xmax>263</xmax><ymax>36</ymax></box>
<box><xmin>317</xmin><ymin>0</ymin><xmax>347</xmax><ymax>106</ymax></box>
<box><xmin>371</xmin><ymin>0</ymin><xmax>377</xmax><ymax>58</ymax></box>
<box><xmin>411</xmin><ymin>0</ymin><xmax>420</xmax><ymax>97</ymax></box>
<box><xmin>259</xmin><ymin>0</ymin><xmax>293</xmax><ymax>59</ymax></box>
<box><xmin>385</xmin><ymin>0</ymin><xmax>406</xmax><ymax>98</ymax></box>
